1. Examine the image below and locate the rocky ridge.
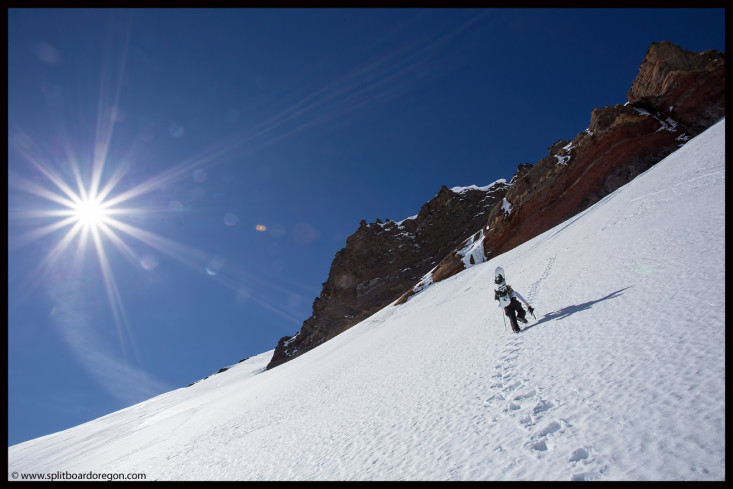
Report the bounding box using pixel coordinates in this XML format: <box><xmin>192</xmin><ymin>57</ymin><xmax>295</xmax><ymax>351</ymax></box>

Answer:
<box><xmin>267</xmin><ymin>41</ymin><xmax>725</xmax><ymax>370</ymax></box>
<box><xmin>267</xmin><ymin>181</ymin><xmax>510</xmax><ymax>369</ymax></box>
<box><xmin>400</xmin><ymin>41</ymin><xmax>725</xmax><ymax>303</ymax></box>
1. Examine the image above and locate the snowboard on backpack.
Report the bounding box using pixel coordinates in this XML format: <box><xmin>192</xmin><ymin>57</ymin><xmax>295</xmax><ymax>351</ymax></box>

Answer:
<box><xmin>495</xmin><ymin>267</ymin><xmax>505</xmax><ymax>284</ymax></box>
<box><xmin>494</xmin><ymin>267</ymin><xmax>511</xmax><ymax>308</ymax></box>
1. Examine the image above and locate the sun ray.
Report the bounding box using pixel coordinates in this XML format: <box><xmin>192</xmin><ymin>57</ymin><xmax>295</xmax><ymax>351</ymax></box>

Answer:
<box><xmin>89</xmin><ymin>223</ymin><xmax>143</xmax><ymax>371</ymax></box>
<box><xmin>71</xmin><ymin>224</ymin><xmax>92</xmax><ymax>271</ymax></box>
<box><xmin>103</xmin><ymin>217</ymin><xmax>210</xmax><ymax>273</ymax></box>
<box><xmin>14</xmin><ymin>220</ymin><xmax>85</xmax><ymax>302</ymax></box>
<box><xmin>94</xmin><ymin>158</ymin><xmax>133</xmax><ymax>204</ymax></box>
<box><xmin>12</xmin><ymin>147</ymin><xmax>83</xmax><ymax>207</ymax></box>
<box><xmin>69</xmin><ymin>158</ymin><xmax>90</xmax><ymax>203</ymax></box>
<box><xmin>9</xmin><ymin>171</ymin><xmax>80</xmax><ymax>209</ymax></box>
<box><xmin>8</xmin><ymin>215</ymin><xmax>79</xmax><ymax>251</ymax></box>
<box><xmin>98</xmin><ymin>220</ymin><xmax>141</xmax><ymax>267</ymax></box>
<box><xmin>9</xmin><ymin>208</ymin><xmax>77</xmax><ymax>219</ymax></box>
<box><xmin>99</xmin><ymin>212</ymin><xmax>308</xmax><ymax>328</ymax></box>
<box><xmin>37</xmin><ymin>221</ymin><xmax>84</xmax><ymax>269</ymax></box>
<box><xmin>100</xmin><ymin>144</ymin><xmax>237</xmax><ymax>210</ymax></box>
<box><xmin>206</xmin><ymin>271</ymin><xmax>304</xmax><ymax>327</ymax></box>
<box><xmin>90</xmin><ymin>11</ymin><xmax>132</xmax><ymax>204</ymax></box>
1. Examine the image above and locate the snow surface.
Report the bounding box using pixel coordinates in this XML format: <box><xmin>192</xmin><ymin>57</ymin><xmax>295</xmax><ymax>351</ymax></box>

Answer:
<box><xmin>457</xmin><ymin>228</ymin><xmax>486</xmax><ymax>269</ymax></box>
<box><xmin>450</xmin><ymin>180</ymin><xmax>507</xmax><ymax>194</ymax></box>
<box><xmin>501</xmin><ymin>197</ymin><xmax>512</xmax><ymax>215</ymax></box>
<box><xmin>8</xmin><ymin>119</ymin><xmax>725</xmax><ymax>481</ymax></box>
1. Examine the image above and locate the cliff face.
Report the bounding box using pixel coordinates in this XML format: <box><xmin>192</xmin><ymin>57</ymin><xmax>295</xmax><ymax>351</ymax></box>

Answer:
<box><xmin>627</xmin><ymin>41</ymin><xmax>725</xmax><ymax>134</ymax></box>
<box><xmin>268</xmin><ymin>41</ymin><xmax>725</xmax><ymax>369</ymax></box>
<box><xmin>489</xmin><ymin>41</ymin><xmax>724</xmax><ymax>260</ymax></box>
<box><xmin>400</xmin><ymin>41</ymin><xmax>725</xmax><ymax>301</ymax></box>
<box><xmin>267</xmin><ymin>182</ymin><xmax>510</xmax><ymax>369</ymax></box>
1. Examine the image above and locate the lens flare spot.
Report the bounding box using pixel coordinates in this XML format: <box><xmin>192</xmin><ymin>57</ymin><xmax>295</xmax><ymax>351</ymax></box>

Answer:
<box><xmin>255</xmin><ymin>224</ymin><xmax>267</xmax><ymax>232</ymax></box>
<box><xmin>192</xmin><ymin>169</ymin><xmax>207</xmax><ymax>183</ymax></box>
<box><xmin>224</xmin><ymin>213</ymin><xmax>238</xmax><ymax>226</ymax></box>
<box><xmin>140</xmin><ymin>254</ymin><xmax>160</xmax><ymax>271</ymax></box>
<box><xmin>31</xmin><ymin>41</ymin><xmax>63</xmax><ymax>65</ymax></box>
<box><xmin>206</xmin><ymin>256</ymin><xmax>224</xmax><ymax>276</ymax></box>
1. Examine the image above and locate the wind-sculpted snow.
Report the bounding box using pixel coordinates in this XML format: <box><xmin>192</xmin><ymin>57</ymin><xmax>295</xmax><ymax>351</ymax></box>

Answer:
<box><xmin>8</xmin><ymin>119</ymin><xmax>725</xmax><ymax>480</ymax></box>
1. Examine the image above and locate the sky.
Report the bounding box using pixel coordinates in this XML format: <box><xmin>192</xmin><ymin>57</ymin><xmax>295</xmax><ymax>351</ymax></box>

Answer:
<box><xmin>7</xmin><ymin>8</ymin><xmax>725</xmax><ymax>446</ymax></box>
<box><xmin>8</xmin><ymin>119</ymin><xmax>725</xmax><ymax>480</ymax></box>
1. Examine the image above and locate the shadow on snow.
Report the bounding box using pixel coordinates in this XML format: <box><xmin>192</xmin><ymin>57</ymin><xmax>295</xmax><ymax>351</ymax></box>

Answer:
<box><xmin>522</xmin><ymin>287</ymin><xmax>632</xmax><ymax>332</ymax></box>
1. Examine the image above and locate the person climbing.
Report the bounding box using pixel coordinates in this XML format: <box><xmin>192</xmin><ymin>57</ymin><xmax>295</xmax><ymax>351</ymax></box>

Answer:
<box><xmin>494</xmin><ymin>267</ymin><xmax>534</xmax><ymax>333</ymax></box>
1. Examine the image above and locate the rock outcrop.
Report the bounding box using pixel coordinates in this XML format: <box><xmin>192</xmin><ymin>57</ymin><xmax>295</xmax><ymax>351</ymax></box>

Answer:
<box><xmin>266</xmin><ymin>182</ymin><xmax>509</xmax><ymax>369</ymax></box>
<box><xmin>398</xmin><ymin>41</ymin><xmax>724</xmax><ymax>301</ymax></box>
<box><xmin>627</xmin><ymin>41</ymin><xmax>725</xmax><ymax>134</ymax></box>
<box><xmin>267</xmin><ymin>41</ymin><xmax>724</xmax><ymax>369</ymax></box>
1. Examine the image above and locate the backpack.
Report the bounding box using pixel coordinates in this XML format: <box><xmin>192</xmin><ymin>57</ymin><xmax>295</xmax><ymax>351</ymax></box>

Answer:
<box><xmin>494</xmin><ymin>284</ymin><xmax>513</xmax><ymax>308</ymax></box>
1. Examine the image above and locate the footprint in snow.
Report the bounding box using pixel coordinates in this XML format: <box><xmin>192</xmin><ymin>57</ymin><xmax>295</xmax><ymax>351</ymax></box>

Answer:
<box><xmin>539</xmin><ymin>420</ymin><xmax>562</xmax><ymax>436</ymax></box>
<box><xmin>530</xmin><ymin>439</ymin><xmax>548</xmax><ymax>452</ymax></box>
<box><xmin>526</xmin><ymin>420</ymin><xmax>565</xmax><ymax>454</ymax></box>
<box><xmin>571</xmin><ymin>471</ymin><xmax>603</xmax><ymax>481</ymax></box>
<box><xmin>569</xmin><ymin>447</ymin><xmax>589</xmax><ymax>462</ymax></box>
<box><xmin>486</xmin><ymin>392</ymin><xmax>505</xmax><ymax>403</ymax></box>
<box><xmin>519</xmin><ymin>399</ymin><xmax>554</xmax><ymax>428</ymax></box>
<box><xmin>532</xmin><ymin>399</ymin><xmax>553</xmax><ymax>415</ymax></box>
<box><xmin>505</xmin><ymin>402</ymin><xmax>521</xmax><ymax>412</ymax></box>
<box><xmin>513</xmin><ymin>389</ymin><xmax>536</xmax><ymax>401</ymax></box>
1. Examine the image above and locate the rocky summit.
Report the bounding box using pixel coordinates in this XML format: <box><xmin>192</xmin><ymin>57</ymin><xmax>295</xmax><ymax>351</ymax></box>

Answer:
<box><xmin>267</xmin><ymin>41</ymin><xmax>725</xmax><ymax>370</ymax></box>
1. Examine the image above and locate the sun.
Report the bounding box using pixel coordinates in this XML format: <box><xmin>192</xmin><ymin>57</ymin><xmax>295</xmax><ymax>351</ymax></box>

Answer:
<box><xmin>73</xmin><ymin>197</ymin><xmax>109</xmax><ymax>228</ymax></box>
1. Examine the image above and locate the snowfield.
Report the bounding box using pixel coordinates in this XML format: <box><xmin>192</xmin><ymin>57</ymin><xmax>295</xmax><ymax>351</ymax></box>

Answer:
<box><xmin>8</xmin><ymin>119</ymin><xmax>725</xmax><ymax>481</ymax></box>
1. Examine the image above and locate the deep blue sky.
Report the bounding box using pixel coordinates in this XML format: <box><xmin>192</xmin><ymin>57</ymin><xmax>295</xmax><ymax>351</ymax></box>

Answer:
<box><xmin>8</xmin><ymin>8</ymin><xmax>724</xmax><ymax>446</ymax></box>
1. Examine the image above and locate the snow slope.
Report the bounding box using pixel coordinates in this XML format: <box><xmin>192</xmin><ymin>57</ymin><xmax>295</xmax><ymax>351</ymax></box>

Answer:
<box><xmin>8</xmin><ymin>119</ymin><xmax>725</xmax><ymax>481</ymax></box>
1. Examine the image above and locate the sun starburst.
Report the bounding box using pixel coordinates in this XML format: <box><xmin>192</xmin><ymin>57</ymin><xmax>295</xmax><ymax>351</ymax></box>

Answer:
<box><xmin>72</xmin><ymin>196</ymin><xmax>110</xmax><ymax>229</ymax></box>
